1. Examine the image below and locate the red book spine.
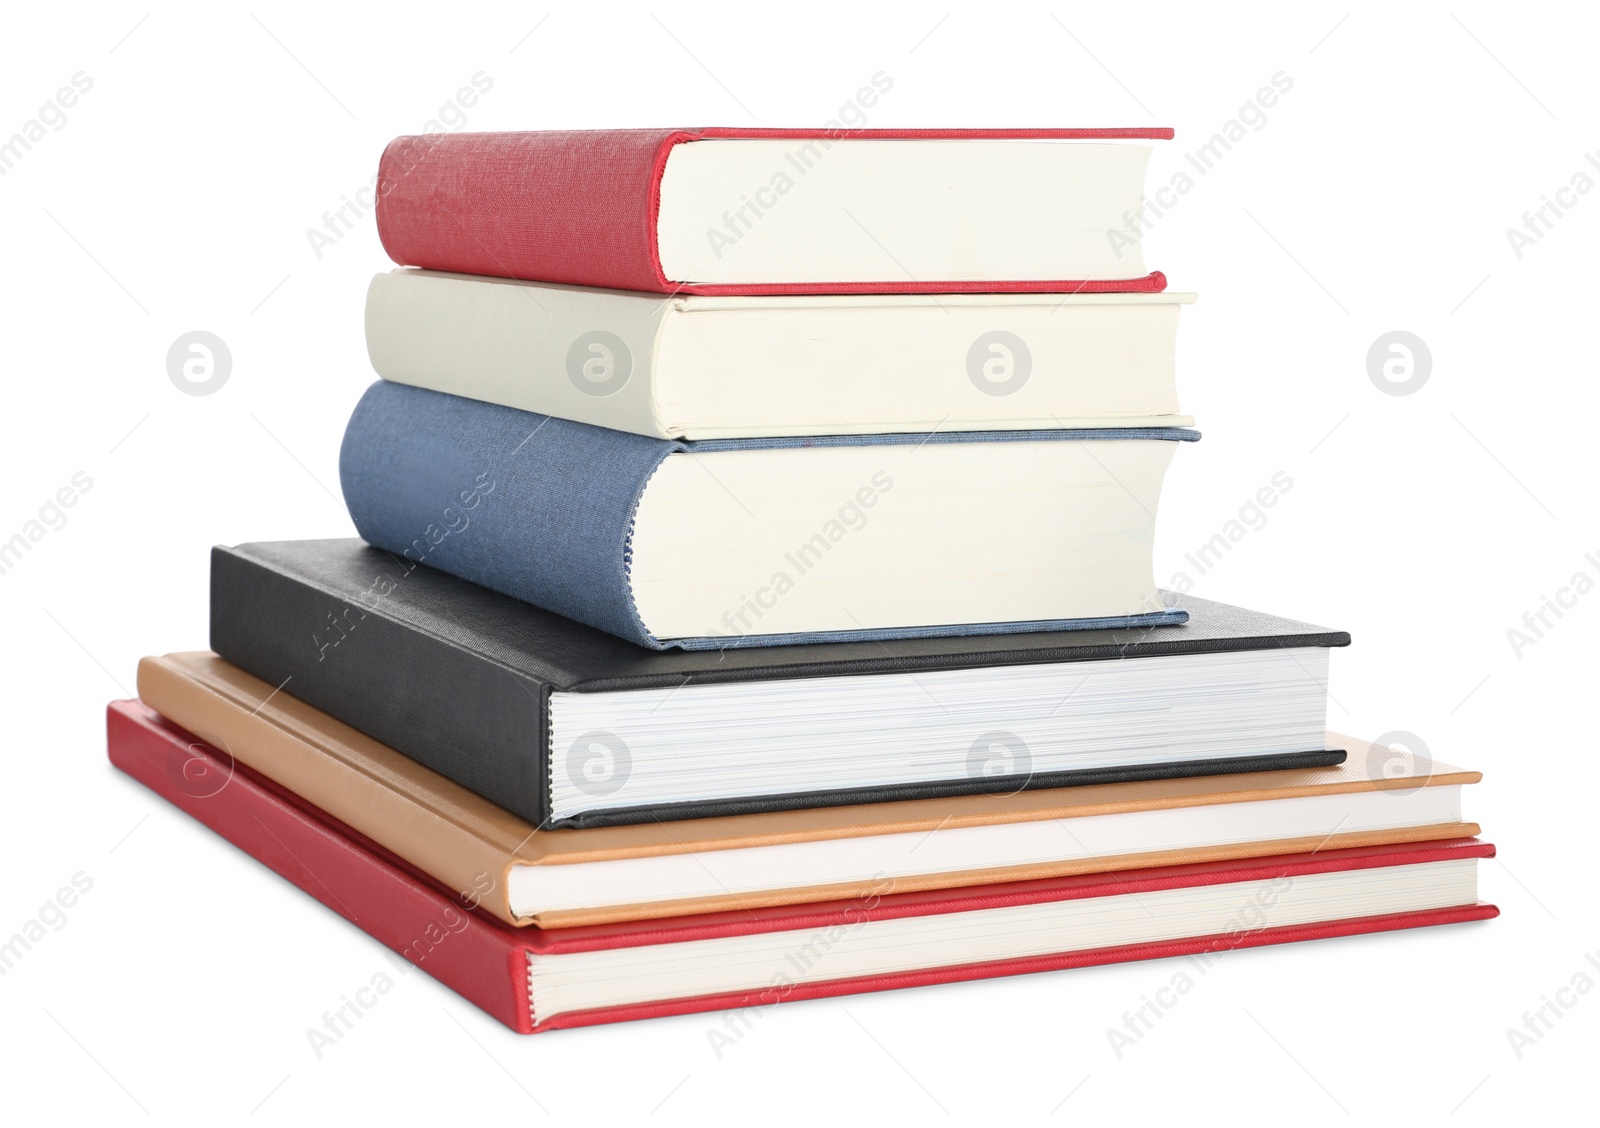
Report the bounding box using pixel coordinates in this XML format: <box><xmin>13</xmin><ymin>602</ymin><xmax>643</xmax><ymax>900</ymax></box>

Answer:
<box><xmin>377</xmin><ymin>129</ymin><xmax>679</xmax><ymax>293</ymax></box>
<box><xmin>106</xmin><ymin>701</ymin><xmax>535</xmax><ymax>1033</ymax></box>
<box><xmin>373</xmin><ymin>128</ymin><xmax>1173</xmax><ymax>295</ymax></box>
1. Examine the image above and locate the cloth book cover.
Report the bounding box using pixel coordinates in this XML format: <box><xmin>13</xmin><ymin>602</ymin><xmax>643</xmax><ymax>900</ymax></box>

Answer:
<box><xmin>337</xmin><ymin>380</ymin><xmax>1199</xmax><ymax>649</ymax></box>
<box><xmin>207</xmin><ymin>542</ymin><xmax>1351</xmax><ymax>828</ymax></box>
<box><xmin>373</xmin><ymin>127</ymin><xmax>1174</xmax><ymax>295</ymax></box>
<box><xmin>135</xmin><ymin>653</ymin><xmax>1474</xmax><ymax>929</ymax></box>
<box><xmin>108</xmin><ymin>699</ymin><xmax>1498</xmax><ymax>1035</ymax></box>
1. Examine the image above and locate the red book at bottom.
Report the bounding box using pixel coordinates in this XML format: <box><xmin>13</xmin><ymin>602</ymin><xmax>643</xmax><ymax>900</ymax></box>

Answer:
<box><xmin>107</xmin><ymin>699</ymin><xmax>1499</xmax><ymax>1034</ymax></box>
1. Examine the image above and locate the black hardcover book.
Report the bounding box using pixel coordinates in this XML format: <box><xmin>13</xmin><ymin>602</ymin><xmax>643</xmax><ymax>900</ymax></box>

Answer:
<box><xmin>210</xmin><ymin>540</ymin><xmax>1349</xmax><ymax>828</ymax></box>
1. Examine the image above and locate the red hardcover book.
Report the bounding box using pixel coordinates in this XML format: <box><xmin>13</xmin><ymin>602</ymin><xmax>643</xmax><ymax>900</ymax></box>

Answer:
<box><xmin>374</xmin><ymin>127</ymin><xmax>1174</xmax><ymax>295</ymax></box>
<box><xmin>109</xmin><ymin>700</ymin><xmax>1498</xmax><ymax>1034</ymax></box>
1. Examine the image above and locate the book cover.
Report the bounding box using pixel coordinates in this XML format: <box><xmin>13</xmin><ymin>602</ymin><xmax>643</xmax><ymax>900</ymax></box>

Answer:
<box><xmin>374</xmin><ymin>127</ymin><xmax>1174</xmax><ymax>294</ymax></box>
<box><xmin>336</xmin><ymin>380</ymin><xmax>1199</xmax><ymax>649</ymax></box>
<box><xmin>364</xmin><ymin>270</ymin><xmax>1197</xmax><ymax>441</ymax></box>
<box><xmin>109</xmin><ymin>698</ymin><xmax>1498</xmax><ymax>1035</ymax></box>
<box><xmin>208</xmin><ymin>541</ymin><xmax>1351</xmax><ymax>828</ymax></box>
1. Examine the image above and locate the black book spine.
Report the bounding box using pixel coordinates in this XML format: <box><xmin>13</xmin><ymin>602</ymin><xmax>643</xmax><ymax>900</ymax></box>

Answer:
<box><xmin>209</xmin><ymin>546</ymin><xmax>551</xmax><ymax>826</ymax></box>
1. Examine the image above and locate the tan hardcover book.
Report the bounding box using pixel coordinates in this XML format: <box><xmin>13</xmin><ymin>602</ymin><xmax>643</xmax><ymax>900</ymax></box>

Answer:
<box><xmin>137</xmin><ymin>652</ymin><xmax>1481</xmax><ymax>928</ymax></box>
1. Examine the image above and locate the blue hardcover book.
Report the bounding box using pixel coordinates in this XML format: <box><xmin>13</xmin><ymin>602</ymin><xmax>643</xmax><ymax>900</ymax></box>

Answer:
<box><xmin>338</xmin><ymin>381</ymin><xmax>1199</xmax><ymax>650</ymax></box>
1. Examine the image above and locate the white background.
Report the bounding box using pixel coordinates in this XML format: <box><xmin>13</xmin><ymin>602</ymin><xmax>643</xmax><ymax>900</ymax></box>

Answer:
<box><xmin>1</xmin><ymin>1</ymin><xmax>1593</xmax><ymax>1123</ymax></box>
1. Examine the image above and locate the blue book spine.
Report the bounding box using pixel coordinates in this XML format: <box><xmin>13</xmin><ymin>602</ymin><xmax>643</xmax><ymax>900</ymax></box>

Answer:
<box><xmin>339</xmin><ymin>381</ymin><xmax>1197</xmax><ymax>650</ymax></box>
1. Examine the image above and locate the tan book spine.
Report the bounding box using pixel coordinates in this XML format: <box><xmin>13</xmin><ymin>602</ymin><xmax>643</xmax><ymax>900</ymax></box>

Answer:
<box><xmin>137</xmin><ymin>655</ymin><xmax>531</xmax><ymax>926</ymax></box>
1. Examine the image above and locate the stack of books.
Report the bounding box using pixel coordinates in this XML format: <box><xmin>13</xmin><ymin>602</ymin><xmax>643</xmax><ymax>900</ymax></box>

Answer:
<box><xmin>109</xmin><ymin>127</ymin><xmax>1496</xmax><ymax>1034</ymax></box>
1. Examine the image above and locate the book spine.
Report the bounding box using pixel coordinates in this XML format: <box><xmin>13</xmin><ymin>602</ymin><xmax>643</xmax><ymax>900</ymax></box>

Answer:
<box><xmin>106</xmin><ymin>701</ymin><xmax>534</xmax><ymax>1034</ymax></box>
<box><xmin>337</xmin><ymin>380</ymin><xmax>672</xmax><ymax>648</ymax></box>
<box><xmin>364</xmin><ymin>271</ymin><xmax>673</xmax><ymax>439</ymax></box>
<box><xmin>376</xmin><ymin>129</ymin><xmax>680</xmax><ymax>291</ymax></box>
<box><xmin>209</xmin><ymin>545</ymin><xmax>554</xmax><ymax>826</ymax></box>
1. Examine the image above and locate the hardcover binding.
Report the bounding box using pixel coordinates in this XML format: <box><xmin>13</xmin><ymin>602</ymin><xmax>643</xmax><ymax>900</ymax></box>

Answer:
<box><xmin>337</xmin><ymin>379</ymin><xmax>1197</xmax><ymax>650</ymax></box>
<box><xmin>375</xmin><ymin>127</ymin><xmax>1174</xmax><ymax>295</ymax></box>
<box><xmin>209</xmin><ymin>541</ymin><xmax>1352</xmax><ymax>828</ymax></box>
<box><xmin>108</xmin><ymin>700</ymin><xmax>1498</xmax><ymax>1035</ymax></box>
